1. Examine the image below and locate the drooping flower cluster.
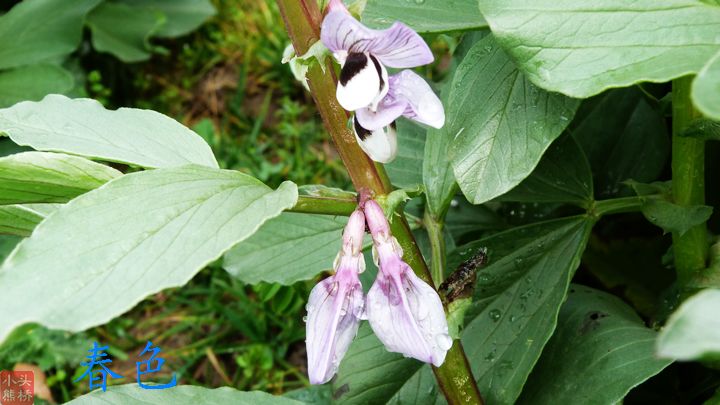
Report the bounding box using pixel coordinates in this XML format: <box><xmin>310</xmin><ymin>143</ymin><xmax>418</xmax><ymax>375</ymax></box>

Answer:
<box><xmin>305</xmin><ymin>201</ymin><xmax>451</xmax><ymax>384</ymax></box>
<box><xmin>320</xmin><ymin>0</ymin><xmax>445</xmax><ymax>163</ymax></box>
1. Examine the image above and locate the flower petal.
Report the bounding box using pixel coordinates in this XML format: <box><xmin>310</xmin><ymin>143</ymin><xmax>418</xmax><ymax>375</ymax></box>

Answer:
<box><xmin>355</xmin><ymin>98</ymin><xmax>407</xmax><ymax>131</ymax></box>
<box><xmin>366</xmin><ymin>260</ymin><xmax>451</xmax><ymax>366</ymax></box>
<box><xmin>342</xmin><ymin>209</ymin><xmax>366</xmax><ymax>255</ymax></box>
<box><xmin>390</xmin><ymin>70</ymin><xmax>445</xmax><ymax>128</ymax></box>
<box><xmin>321</xmin><ymin>11</ymin><xmax>433</xmax><ymax>68</ymax></box>
<box><xmin>306</xmin><ymin>265</ymin><xmax>364</xmax><ymax>384</ymax></box>
<box><xmin>353</xmin><ymin>117</ymin><xmax>397</xmax><ymax>163</ymax></box>
<box><xmin>336</xmin><ymin>52</ymin><xmax>388</xmax><ymax>111</ymax></box>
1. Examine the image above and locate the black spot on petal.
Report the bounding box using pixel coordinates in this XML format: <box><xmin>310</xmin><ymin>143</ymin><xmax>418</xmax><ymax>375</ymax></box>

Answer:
<box><xmin>353</xmin><ymin>116</ymin><xmax>372</xmax><ymax>141</ymax></box>
<box><xmin>340</xmin><ymin>53</ymin><xmax>368</xmax><ymax>86</ymax></box>
<box><xmin>368</xmin><ymin>54</ymin><xmax>385</xmax><ymax>93</ymax></box>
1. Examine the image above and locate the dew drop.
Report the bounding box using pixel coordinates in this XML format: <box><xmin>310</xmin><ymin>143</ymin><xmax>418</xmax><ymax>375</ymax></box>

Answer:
<box><xmin>302</xmin><ymin>315</ymin><xmax>308</xmax><ymax>323</ymax></box>
<box><xmin>436</xmin><ymin>333</ymin><xmax>453</xmax><ymax>350</ymax></box>
<box><xmin>488</xmin><ymin>309</ymin><xmax>502</xmax><ymax>322</ymax></box>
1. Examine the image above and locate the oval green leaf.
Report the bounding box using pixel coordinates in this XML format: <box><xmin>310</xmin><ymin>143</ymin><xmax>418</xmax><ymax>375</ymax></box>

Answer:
<box><xmin>223</xmin><ymin>213</ymin><xmax>348</xmax><ymax>285</ymax></box>
<box><xmin>657</xmin><ymin>289</ymin><xmax>720</xmax><ymax>361</ymax></box>
<box><xmin>498</xmin><ymin>134</ymin><xmax>593</xmax><ymax>204</ymax></box>
<box><xmin>0</xmin><ymin>205</ymin><xmax>52</xmax><ymax>237</ymax></box>
<box><xmin>456</xmin><ymin>216</ymin><xmax>593</xmax><ymax>404</ymax></box>
<box><xmin>518</xmin><ymin>285</ymin><xmax>672</xmax><ymax>405</ymax></box>
<box><xmin>0</xmin><ymin>64</ymin><xmax>74</xmax><ymax>108</ymax></box>
<box><xmin>362</xmin><ymin>0</ymin><xmax>487</xmax><ymax>33</ymax></box>
<box><xmin>693</xmin><ymin>50</ymin><xmax>720</xmax><ymax>120</ymax></box>
<box><xmin>0</xmin><ymin>166</ymin><xmax>297</xmax><ymax>343</ymax></box>
<box><xmin>479</xmin><ymin>0</ymin><xmax>720</xmax><ymax>98</ymax></box>
<box><xmin>0</xmin><ymin>0</ymin><xmax>102</xmax><ymax>70</ymax></box>
<box><xmin>449</xmin><ymin>35</ymin><xmax>578</xmax><ymax>205</ymax></box>
<box><xmin>122</xmin><ymin>0</ymin><xmax>216</xmax><ymax>38</ymax></box>
<box><xmin>0</xmin><ymin>152</ymin><xmax>121</xmax><ymax>204</ymax></box>
<box><xmin>0</xmin><ymin>94</ymin><xmax>219</xmax><ymax>169</ymax></box>
<box><xmin>67</xmin><ymin>383</ymin><xmax>301</xmax><ymax>404</ymax></box>
<box><xmin>86</xmin><ymin>2</ymin><xmax>163</xmax><ymax>63</ymax></box>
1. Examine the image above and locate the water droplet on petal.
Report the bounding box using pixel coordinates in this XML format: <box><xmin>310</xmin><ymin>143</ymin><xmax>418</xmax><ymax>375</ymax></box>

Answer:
<box><xmin>435</xmin><ymin>333</ymin><xmax>453</xmax><ymax>350</ymax></box>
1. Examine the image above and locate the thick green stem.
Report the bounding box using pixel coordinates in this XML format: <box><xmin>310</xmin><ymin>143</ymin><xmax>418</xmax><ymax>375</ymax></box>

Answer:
<box><xmin>672</xmin><ymin>76</ymin><xmax>708</xmax><ymax>287</ymax></box>
<box><xmin>277</xmin><ymin>1</ymin><xmax>483</xmax><ymax>403</ymax></box>
<box><xmin>289</xmin><ymin>195</ymin><xmax>357</xmax><ymax>216</ymax></box>
<box><xmin>425</xmin><ymin>210</ymin><xmax>446</xmax><ymax>288</ymax></box>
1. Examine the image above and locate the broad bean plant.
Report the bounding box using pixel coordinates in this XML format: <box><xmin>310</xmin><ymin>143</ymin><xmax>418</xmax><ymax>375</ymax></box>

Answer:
<box><xmin>1</xmin><ymin>0</ymin><xmax>720</xmax><ymax>404</ymax></box>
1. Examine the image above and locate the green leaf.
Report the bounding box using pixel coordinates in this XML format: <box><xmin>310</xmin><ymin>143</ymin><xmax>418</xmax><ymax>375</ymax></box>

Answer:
<box><xmin>336</xmin><ymin>217</ymin><xmax>593</xmax><ymax>405</ymax></box>
<box><xmin>121</xmin><ymin>0</ymin><xmax>216</xmax><ymax>38</ymax></box>
<box><xmin>693</xmin><ymin>50</ymin><xmax>720</xmax><ymax>120</ymax></box>
<box><xmin>518</xmin><ymin>285</ymin><xmax>672</xmax><ymax>405</ymax></box>
<box><xmin>386</xmin><ymin>119</ymin><xmax>425</xmax><ymax>189</ymax></box>
<box><xmin>66</xmin><ymin>383</ymin><xmax>301</xmax><ymax>404</ymax></box>
<box><xmin>332</xmin><ymin>323</ymin><xmax>438</xmax><ymax>404</ymax></box>
<box><xmin>0</xmin><ymin>0</ymin><xmax>102</xmax><ymax>70</ymax></box>
<box><xmin>362</xmin><ymin>0</ymin><xmax>487</xmax><ymax>33</ymax></box>
<box><xmin>445</xmin><ymin>199</ymin><xmax>506</xmax><ymax>241</ymax></box>
<box><xmin>0</xmin><ymin>152</ymin><xmax>121</xmax><ymax>204</ymax></box>
<box><xmin>0</xmin><ymin>166</ymin><xmax>297</xmax><ymax>343</ymax></box>
<box><xmin>0</xmin><ymin>94</ymin><xmax>218</xmax><ymax>169</ymax></box>
<box><xmin>423</xmin><ymin>82</ymin><xmax>457</xmax><ymax>218</ymax></box>
<box><xmin>571</xmin><ymin>88</ymin><xmax>669</xmax><ymax>198</ymax></box>
<box><xmin>449</xmin><ymin>35</ymin><xmax>579</xmax><ymax>205</ymax></box>
<box><xmin>455</xmin><ymin>216</ymin><xmax>593</xmax><ymax>404</ymax></box>
<box><xmin>657</xmin><ymin>289</ymin><xmax>720</xmax><ymax>361</ymax></box>
<box><xmin>625</xmin><ymin>180</ymin><xmax>713</xmax><ymax>235</ymax></box>
<box><xmin>0</xmin><ymin>64</ymin><xmax>74</xmax><ymax>108</ymax></box>
<box><xmin>0</xmin><ymin>235</ymin><xmax>20</xmax><ymax>263</ymax></box>
<box><xmin>499</xmin><ymin>134</ymin><xmax>593</xmax><ymax>205</ymax></box>
<box><xmin>223</xmin><ymin>213</ymin><xmax>347</xmax><ymax>285</ymax></box>
<box><xmin>283</xmin><ymin>384</ymin><xmax>332</xmax><ymax>404</ymax></box>
<box><xmin>0</xmin><ymin>205</ymin><xmax>44</xmax><ymax>237</ymax></box>
<box><xmin>478</xmin><ymin>0</ymin><xmax>720</xmax><ymax>98</ymax></box>
<box><xmin>641</xmin><ymin>199</ymin><xmax>713</xmax><ymax>236</ymax></box>
<box><xmin>87</xmin><ymin>2</ymin><xmax>164</xmax><ymax>63</ymax></box>
<box><xmin>680</xmin><ymin>118</ymin><xmax>720</xmax><ymax>140</ymax></box>
<box><xmin>582</xmin><ymin>237</ymin><xmax>674</xmax><ymax>317</ymax></box>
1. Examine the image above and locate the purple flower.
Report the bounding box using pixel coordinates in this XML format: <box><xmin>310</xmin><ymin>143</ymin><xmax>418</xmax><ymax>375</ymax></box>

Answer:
<box><xmin>352</xmin><ymin>118</ymin><xmax>397</xmax><ymax>164</ymax></box>
<box><xmin>320</xmin><ymin>1</ymin><xmax>444</xmax><ymax>164</ymax></box>
<box><xmin>352</xmin><ymin>71</ymin><xmax>445</xmax><ymax>162</ymax></box>
<box><xmin>355</xmin><ymin>70</ymin><xmax>445</xmax><ymax>131</ymax></box>
<box><xmin>320</xmin><ymin>0</ymin><xmax>433</xmax><ymax>112</ymax></box>
<box><xmin>363</xmin><ymin>201</ymin><xmax>452</xmax><ymax>366</ymax></box>
<box><xmin>306</xmin><ymin>209</ymin><xmax>366</xmax><ymax>384</ymax></box>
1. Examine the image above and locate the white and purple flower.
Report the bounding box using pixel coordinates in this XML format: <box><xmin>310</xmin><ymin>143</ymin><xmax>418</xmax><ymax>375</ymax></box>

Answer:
<box><xmin>305</xmin><ymin>209</ymin><xmax>366</xmax><ymax>384</ymax></box>
<box><xmin>363</xmin><ymin>200</ymin><xmax>452</xmax><ymax>366</ymax></box>
<box><xmin>321</xmin><ymin>0</ymin><xmax>445</xmax><ymax>163</ymax></box>
<box><xmin>305</xmin><ymin>201</ymin><xmax>451</xmax><ymax>384</ymax></box>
